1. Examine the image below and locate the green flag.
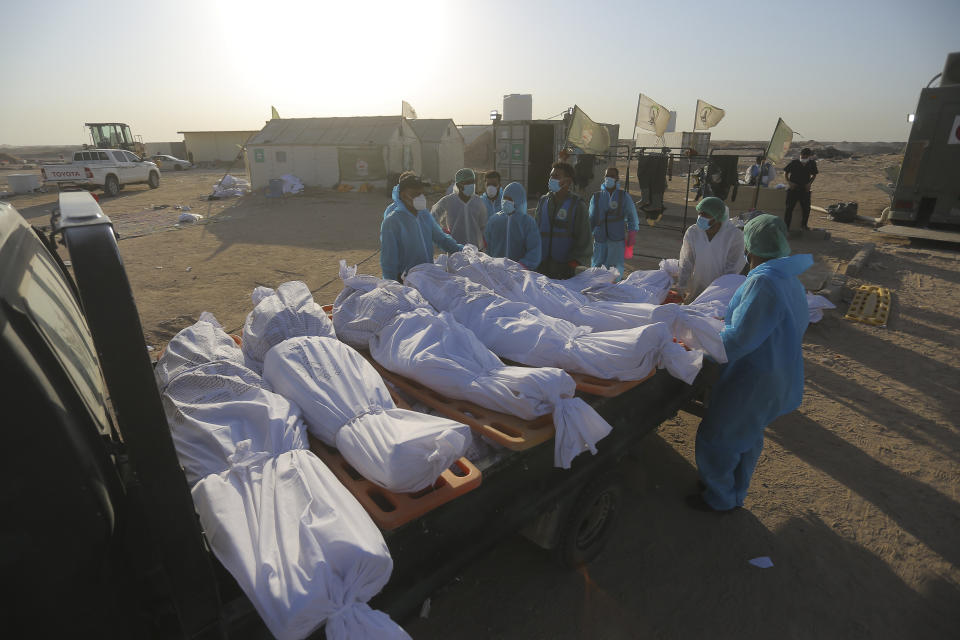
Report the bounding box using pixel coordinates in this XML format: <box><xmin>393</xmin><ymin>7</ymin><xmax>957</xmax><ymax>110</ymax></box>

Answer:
<box><xmin>566</xmin><ymin>105</ymin><xmax>611</xmax><ymax>155</ymax></box>
<box><xmin>766</xmin><ymin>118</ymin><xmax>794</xmax><ymax>163</ymax></box>
<box><xmin>271</xmin><ymin>106</ymin><xmax>280</xmax><ymax>119</ymax></box>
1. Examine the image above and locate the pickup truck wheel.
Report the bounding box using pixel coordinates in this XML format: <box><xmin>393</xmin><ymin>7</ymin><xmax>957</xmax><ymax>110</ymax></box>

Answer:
<box><xmin>555</xmin><ymin>475</ymin><xmax>622</xmax><ymax>569</ymax></box>
<box><xmin>103</xmin><ymin>175</ymin><xmax>120</xmax><ymax>197</ymax></box>
<box><xmin>148</xmin><ymin>172</ymin><xmax>160</xmax><ymax>189</ymax></box>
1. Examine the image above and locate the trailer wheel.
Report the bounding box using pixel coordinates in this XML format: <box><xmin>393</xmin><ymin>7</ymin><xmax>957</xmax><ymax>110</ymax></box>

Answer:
<box><xmin>148</xmin><ymin>171</ymin><xmax>160</xmax><ymax>189</ymax></box>
<box><xmin>103</xmin><ymin>175</ymin><xmax>120</xmax><ymax>197</ymax></box>
<box><xmin>555</xmin><ymin>474</ymin><xmax>622</xmax><ymax>569</ymax></box>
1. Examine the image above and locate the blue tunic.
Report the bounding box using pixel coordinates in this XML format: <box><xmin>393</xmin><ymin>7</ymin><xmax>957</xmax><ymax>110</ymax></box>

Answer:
<box><xmin>696</xmin><ymin>253</ymin><xmax>812</xmax><ymax>510</ymax></box>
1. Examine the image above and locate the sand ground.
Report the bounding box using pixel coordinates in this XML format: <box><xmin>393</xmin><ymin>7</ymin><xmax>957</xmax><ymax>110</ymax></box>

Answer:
<box><xmin>3</xmin><ymin>156</ymin><xmax>957</xmax><ymax>638</ymax></box>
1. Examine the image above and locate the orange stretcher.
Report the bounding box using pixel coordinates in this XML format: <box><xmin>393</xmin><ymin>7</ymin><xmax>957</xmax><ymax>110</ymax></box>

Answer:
<box><xmin>370</xmin><ymin>360</ymin><xmax>556</xmax><ymax>451</ymax></box>
<box><xmin>310</xmin><ymin>436</ymin><xmax>482</xmax><ymax>531</ymax></box>
<box><xmin>225</xmin><ymin>327</ymin><xmax>483</xmax><ymax>530</ymax></box>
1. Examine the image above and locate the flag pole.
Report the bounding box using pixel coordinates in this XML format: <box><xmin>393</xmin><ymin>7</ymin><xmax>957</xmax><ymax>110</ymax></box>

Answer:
<box><xmin>633</xmin><ymin>94</ymin><xmax>642</xmax><ymax>143</ymax></box>
<box><xmin>752</xmin><ymin>118</ymin><xmax>779</xmax><ymax>210</ymax></box>
<box><xmin>629</xmin><ymin>94</ymin><xmax>643</xmax><ymax>194</ymax></box>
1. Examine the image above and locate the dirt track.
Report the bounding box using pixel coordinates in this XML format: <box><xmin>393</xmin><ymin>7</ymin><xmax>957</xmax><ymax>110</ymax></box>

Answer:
<box><xmin>4</xmin><ymin>157</ymin><xmax>957</xmax><ymax>638</ymax></box>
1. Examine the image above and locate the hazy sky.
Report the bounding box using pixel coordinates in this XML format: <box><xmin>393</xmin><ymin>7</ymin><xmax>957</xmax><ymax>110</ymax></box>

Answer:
<box><xmin>2</xmin><ymin>0</ymin><xmax>957</xmax><ymax>145</ymax></box>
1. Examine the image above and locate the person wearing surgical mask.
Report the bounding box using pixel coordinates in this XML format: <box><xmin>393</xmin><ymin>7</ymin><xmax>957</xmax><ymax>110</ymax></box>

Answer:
<box><xmin>534</xmin><ymin>161</ymin><xmax>592</xmax><ymax>279</ymax></box>
<box><xmin>676</xmin><ymin>196</ymin><xmax>746</xmax><ymax>301</ymax></box>
<box><xmin>431</xmin><ymin>167</ymin><xmax>489</xmax><ymax>248</ymax></box>
<box><xmin>381</xmin><ymin>172</ymin><xmax>462</xmax><ymax>282</ymax></box>
<box><xmin>589</xmin><ymin>166</ymin><xmax>639</xmax><ymax>280</ymax></box>
<box><xmin>480</xmin><ymin>170</ymin><xmax>503</xmax><ymax>219</ymax></box>
<box><xmin>484</xmin><ymin>181</ymin><xmax>540</xmax><ymax>268</ymax></box>
<box><xmin>783</xmin><ymin>147</ymin><xmax>819</xmax><ymax>231</ymax></box>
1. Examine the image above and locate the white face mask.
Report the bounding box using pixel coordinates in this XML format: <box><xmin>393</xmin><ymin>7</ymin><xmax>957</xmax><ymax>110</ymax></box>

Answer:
<box><xmin>412</xmin><ymin>194</ymin><xmax>427</xmax><ymax>210</ymax></box>
<box><xmin>800</xmin><ymin>157</ymin><xmax>810</xmax><ymax>163</ymax></box>
<box><xmin>486</xmin><ymin>185</ymin><xmax>499</xmax><ymax>198</ymax></box>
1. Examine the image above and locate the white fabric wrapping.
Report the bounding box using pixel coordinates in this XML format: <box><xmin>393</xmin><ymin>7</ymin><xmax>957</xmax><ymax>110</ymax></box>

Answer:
<box><xmin>687</xmin><ymin>274</ymin><xmax>747</xmax><ymax>319</ymax></box>
<box><xmin>333</xmin><ymin>260</ymin><xmax>433</xmax><ymax>349</ymax></box>
<box><xmin>160</xmin><ymin>360</ymin><xmax>307</xmax><ymax>485</ymax></box>
<box><xmin>405</xmin><ymin>264</ymin><xmax>702</xmax><ymax>383</ymax></box>
<box><xmin>806</xmin><ymin>292</ymin><xmax>836</xmax><ymax>323</ymax></box>
<box><xmin>159</xmin><ymin>320</ymin><xmax>406</xmax><ymax>640</ymax></box>
<box><xmin>659</xmin><ymin>258</ymin><xmax>680</xmax><ymax>280</ymax></box>
<box><xmin>262</xmin><ymin>336</ymin><xmax>469</xmax><ymax>493</ymax></box>
<box><xmin>155</xmin><ymin>317</ymin><xmax>247</xmax><ymax>392</ymax></box>
<box><xmin>192</xmin><ymin>447</ymin><xmax>410</xmax><ymax>640</ymax></box>
<box><xmin>242</xmin><ymin>281</ymin><xmax>336</xmax><ymax>372</ymax></box>
<box><xmin>445</xmin><ymin>247</ymin><xmax>725</xmax><ymax>361</ymax></box>
<box><xmin>684</xmin><ymin>274</ymin><xmax>839</xmax><ymax>324</ymax></box>
<box><xmin>369</xmin><ymin>308</ymin><xmax>613</xmax><ymax>468</ymax></box>
<box><xmin>556</xmin><ymin>265</ymin><xmax>619</xmax><ymax>291</ymax></box>
<box><xmin>580</xmin><ymin>268</ymin><xmax>673</xmax><ymax>304</ymax></box>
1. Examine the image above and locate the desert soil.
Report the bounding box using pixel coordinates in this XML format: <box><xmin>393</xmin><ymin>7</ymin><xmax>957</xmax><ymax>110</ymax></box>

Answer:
<box><xmin>3</xmin><ymin>155</ymin><xmax>957</xmax><ymax>638</ymax></box>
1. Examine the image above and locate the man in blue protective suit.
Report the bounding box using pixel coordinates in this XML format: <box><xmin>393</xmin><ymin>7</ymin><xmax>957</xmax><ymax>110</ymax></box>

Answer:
<box><xmin>589</xmin><ymin>167</ymin><xmax>639</xmax><ymax>280</ymax></box>
<box><xmin>380</xmin><ymin>172</ymin><xmax>463</xmax><ymax>282</ymax></box>
<box><xmin>484</xmin><ymin>181</ymin><xmax>541</xmax><ymax>268</ymax></box>
<box><xmin>480</xmin><ymin>170</ymin><xmax>502</xmax><ymax>219</ymax></box>
<box><xmin>535</xmin><ymin>161</ymin><xmax>592</xmax><ymax>279</ymax></box>
<box><xmin>688</xmin><ymin>213</ymin><xmax>812</xmax><ymax>512</ymax></box>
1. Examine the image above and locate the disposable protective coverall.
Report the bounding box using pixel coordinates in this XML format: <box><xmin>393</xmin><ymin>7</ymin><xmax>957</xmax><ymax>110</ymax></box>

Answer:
<box><xmin>484</xmin><ymin>182</ymin><xmax>541</xmax><ymax>269</ymax></box>
<box><xmin>677</xmin><ymin>221</ymin><xmax>746</xmax><ymax>300</ymax></box>
<box><xmin>380</xmin><ymin>188</ymin><xmax>462</xmax><ymax>281</ymax></box>
<box><xmin>589</xmin><ymin>186</ymin><xmax>639</xmax><ymax>279</ymax></box>
<box><xmin>695</xmin><ymin>252</ymin><xmax>812</xmax><ymax>510</ymax></box>
<box><xmin>431</xmin><ymin>190</ymin><xmax>488</xmax><ymax>248</ymax></box>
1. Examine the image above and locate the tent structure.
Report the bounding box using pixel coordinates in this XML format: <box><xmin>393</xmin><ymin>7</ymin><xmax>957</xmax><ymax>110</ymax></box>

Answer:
<box><xmin>408</xmin><ymin>119</ymin><xmax>464</xmax><ymax>186</ymax></box>
<box><xmin>245</xmin><ymin>117</ymin><xmax>422</xmax><ymax>189</ymax></box>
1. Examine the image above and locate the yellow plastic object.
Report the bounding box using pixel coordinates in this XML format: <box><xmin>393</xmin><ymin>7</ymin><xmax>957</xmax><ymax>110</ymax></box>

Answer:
<box><xmin>844</xmin><ymin>285</ymin><xmax>891</xmax><ymax>327</ymax></box>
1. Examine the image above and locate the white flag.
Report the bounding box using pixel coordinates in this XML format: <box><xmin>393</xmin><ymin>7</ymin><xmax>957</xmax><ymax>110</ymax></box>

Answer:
<box><xmin>765</xmin><ymin>118</ymin><xmax>794</xmax><ymax>164</ymax></box>
<box><xmin>402</xmin><ymin>100</ymin><xmax>417</xmax><ymax>119</ymax></box>
<box><xmin>694</xmin><ymin>99</ymin><xmax>725</xmax><ymax>130</ymax></box>
<box><xmin>635</xmin><ymin>94</ymin><xmax>672</xmax><ymax>137</ymax></box>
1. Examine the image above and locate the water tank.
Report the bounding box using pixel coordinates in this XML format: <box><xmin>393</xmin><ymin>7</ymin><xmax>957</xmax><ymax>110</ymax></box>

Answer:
<box><xmin>503</xmin><ymin>94</ymin><xmax>533</xmax><ymax>121</ymax></box>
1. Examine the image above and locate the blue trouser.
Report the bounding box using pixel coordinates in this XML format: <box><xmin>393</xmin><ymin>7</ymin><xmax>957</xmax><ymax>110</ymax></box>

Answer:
<box><xmin>695</xmin><ymin>430</ymin><xmax>765</xmax><ymax>511</ymax></box>
<box><xmin>591</xmin><ymin>239</ymin><xmax>625</xmax><ymax>280</ymax></box>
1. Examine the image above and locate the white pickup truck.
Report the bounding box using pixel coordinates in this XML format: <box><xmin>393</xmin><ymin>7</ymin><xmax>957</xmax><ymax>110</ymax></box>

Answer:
<box><xmin>41</xmin><ymin>149</ymin><xmax>161</xmax><ymax>197</ymax></box>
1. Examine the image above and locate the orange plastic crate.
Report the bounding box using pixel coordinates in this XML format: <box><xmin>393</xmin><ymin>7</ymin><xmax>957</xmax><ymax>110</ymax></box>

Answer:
<box><xmin>309</xmin><ymin>435</ymin><xmax>482</xmax><ymax>531</ymax></box>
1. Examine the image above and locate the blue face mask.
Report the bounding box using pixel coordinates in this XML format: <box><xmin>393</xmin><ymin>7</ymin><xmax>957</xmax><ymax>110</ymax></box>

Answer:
<box><xmin>603</xmin><ymin>177</ymin><xmax>616</xmax><ymax>189</ymax></box>
<box><xmin>548</xmin><ymin>178</ymin><xmax>561</xmax><ymax>193</ymax></box>
<box><xmin>502</xmin><ymin>200</ymin><xmax>515</xmax><ymax>214</ymax></box>
<box><xmin>461</xmin><ymin>184</ymin><xmax>475</xmax><ymax>196</ymax></box>
<box><xmin>696</xmin><ymin>216</ymin><xmax>713</xmax><ymax>231</ymax></box>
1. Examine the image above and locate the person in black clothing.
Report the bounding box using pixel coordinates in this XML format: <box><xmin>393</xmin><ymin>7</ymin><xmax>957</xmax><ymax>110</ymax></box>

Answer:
<box><xmin>784</xmin><ymin>148</ymin><xmax>818</xmax><ymax>231</ymax></box>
